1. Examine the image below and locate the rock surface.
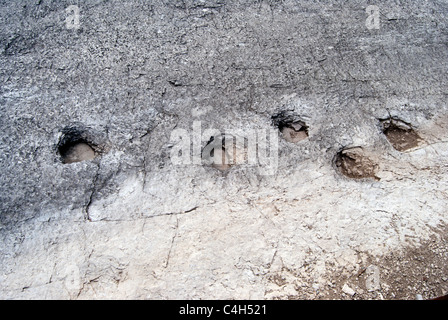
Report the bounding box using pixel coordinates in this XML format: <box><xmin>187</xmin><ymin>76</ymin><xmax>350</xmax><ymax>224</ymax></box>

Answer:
<box><xmin>1</xmin><ymin>0</ymin><xmax>448</xmax><ymax>299</ymax></box>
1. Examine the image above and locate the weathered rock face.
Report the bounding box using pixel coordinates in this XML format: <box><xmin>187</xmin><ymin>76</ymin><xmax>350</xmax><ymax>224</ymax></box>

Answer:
<box><xmin>1</xmin><ymin>0</ymin><xmax>448</xmax><ymax>299</ymax></box>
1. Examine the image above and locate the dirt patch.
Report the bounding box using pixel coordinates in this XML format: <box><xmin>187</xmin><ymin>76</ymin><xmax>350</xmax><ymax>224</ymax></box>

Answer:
<box><xmin>282</xmin><ymin>225</ymin><xmax>448</xmax><ymax>300</ymax></box>
<box><xmin>334</xmin><ymin>147</ymin><xmax>379</xmax><ymax>180</ymax></box>
<box><xmin>381</xmin><ymin>119</ymin><xmax>422</xmax><ymax>152</ymax></box>
<box><xmin>335</xmin><ymin>225</ymin><xmax>448</xmax><ymax>300</ymax></box>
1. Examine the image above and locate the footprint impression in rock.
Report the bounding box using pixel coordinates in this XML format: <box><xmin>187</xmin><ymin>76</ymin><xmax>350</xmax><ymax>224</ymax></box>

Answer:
<box><xmin>201</xmin><ymin>134</ymin><xmax>247</xmax><ymax>171</ymax></box>
<box><xmin>381</xmin><ymin>118</ymin><xmax>422</xmax><ymax>152</ymax></box>
<box><xmin>335</xmin><ymin>147</ymin><xmax>379</xmax><ymax>180</ymax></box>
<box><xmin>272</xmin><ymin>111</ymin><xmax>309</xmax><ymax>143</ymax></box>
<box><xmin>60</xmin><ymin>142</ymin><xmax>96</xmax><ymax>164</ymax></box>
<box><xmin>58</xmin><ymin>127</ymin><xmax>100</xmax><ymax>164</ymax></box>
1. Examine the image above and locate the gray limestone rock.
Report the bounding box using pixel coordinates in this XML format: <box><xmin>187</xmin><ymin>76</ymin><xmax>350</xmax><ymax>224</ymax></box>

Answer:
<box><xmin>1</xmin><ymin>0</ymin><xmax>448</xmax><ymax>300</ymax></box>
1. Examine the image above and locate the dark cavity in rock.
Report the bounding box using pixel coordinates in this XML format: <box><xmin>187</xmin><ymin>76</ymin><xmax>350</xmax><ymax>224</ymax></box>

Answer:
<box><xmin>381</xmin><ymin>118</ymin><xmax>421</xmax><ymax>152</ymax></box>
<box><xmin>58</xmin><ymin>127</ymin><xmax>98</xmax><ymax>164</ymax></box>
<box><xmin>272</xmin><ymin>111</ymin><xmax>309</xmax><ymax>143</ymax></box>
<box><xmin>334</xmin><ymin>147</ymin><xmax>379</xmax><ymax>180</ymax></box>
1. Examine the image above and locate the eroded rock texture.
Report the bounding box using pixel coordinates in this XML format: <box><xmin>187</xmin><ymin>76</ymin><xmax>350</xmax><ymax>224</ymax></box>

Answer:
<box><xmin>1</xmin><ymin>0</ymin><xmax>448</xmax><ymax>299</ymax></box>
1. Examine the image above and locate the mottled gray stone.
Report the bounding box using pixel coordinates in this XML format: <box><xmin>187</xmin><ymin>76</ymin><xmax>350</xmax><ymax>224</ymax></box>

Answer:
<box><xmin>1</xmin><ymin>0</ymin><xmax>448</xmax><ymax>299</ymax></box>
